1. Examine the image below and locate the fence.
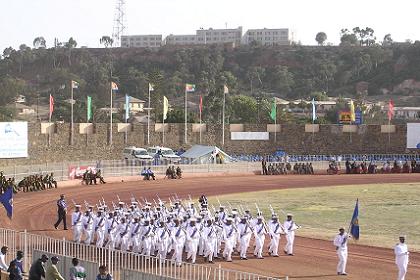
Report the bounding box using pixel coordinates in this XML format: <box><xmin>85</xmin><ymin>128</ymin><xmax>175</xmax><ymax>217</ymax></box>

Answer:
<box><xmin>0</xmin><ymin>228</ymin><xmax>287</xmax><ymax>280</ymax></box>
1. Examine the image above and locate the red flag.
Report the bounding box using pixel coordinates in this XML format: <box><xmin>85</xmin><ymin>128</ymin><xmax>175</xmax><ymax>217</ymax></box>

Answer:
<box><xmin>199</xmin><ymin>95</ymin><xmax>203</xmax><ymax>114</ymax></box>
<box><xmin>49</xmin><ymin>94</ymin><xmax>54</xmax><ymax>120</ymax></box>
<box><xmin>388</xmin><ymin>99</ymin><xmax>394</xmax><ymax>121</ymax></box>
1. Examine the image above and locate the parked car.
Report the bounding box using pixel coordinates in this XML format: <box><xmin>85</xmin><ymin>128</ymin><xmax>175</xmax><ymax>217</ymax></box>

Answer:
<box><xmin>123</xmin><ymin>147</ymin><xmax>153</xmax><ymax>161</ymax></box>
<box><xmin>147</xmin><ymin>146</ymin><xmax>181</xmax><ymax>163</ymax></box>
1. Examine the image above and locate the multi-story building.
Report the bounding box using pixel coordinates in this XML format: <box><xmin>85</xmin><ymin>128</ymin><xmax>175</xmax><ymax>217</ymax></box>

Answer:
<box><xmin>121</xmin><ymin>35</ymin><xmax>163</xmax><ymax>48</ymax></box>
<box><xmin>196</xmin><ymin>27</ymin><xmax>243</xmax><ymax>46</ymax></box>
<box><xmin>243</xmin><ymin>28</ymin><xmax>290</xmax><ymax>46</ymax></box>
<box><xmin>165</xmin><ymin>34</ymin><xmax>197</xmax><ymax>45</ymax></box>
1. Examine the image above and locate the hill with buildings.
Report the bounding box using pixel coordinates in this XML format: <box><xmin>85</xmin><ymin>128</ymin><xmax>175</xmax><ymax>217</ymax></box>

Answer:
<box><xmin>1</xmin><ymin>38</ymin><xmax>420</xmax><ymax>124</ymax></box>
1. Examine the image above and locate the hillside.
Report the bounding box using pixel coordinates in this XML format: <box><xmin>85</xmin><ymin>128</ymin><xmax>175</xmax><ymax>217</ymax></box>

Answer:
<box><xmin>1</xmin><ymin>42</ymin><xmax>420</xmax><ymax>123</ymax></box>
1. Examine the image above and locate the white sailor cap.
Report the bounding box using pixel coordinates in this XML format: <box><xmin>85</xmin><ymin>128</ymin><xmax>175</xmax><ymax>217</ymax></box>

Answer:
<box><xmin>189</xmin><ymin>217</ymin><xmax>197</xmax><ymax>222</ymax></box>
<box><xmin>131</xmin><ymin>201</ymin><xmax>138</xmax><ymax>205</ymax></box>
<box><xmin>231</xmin><ymin>211</ymin><xmax>238</xmax><ymax>215</ymax></box>
<box><xmin>226</xmin><ymin>217</ymin><xmax>233</xmax><ymax>222</ymax></box>
<box><xmin>399</xmin><ymin>234</ymin><xmax>406</xmax><ymax>238</ymax></box>
<box><xmin>272</xmin><ymin>215</ymin><xmax>278</xmax><ymax>219</ymax></box>
<box><xmin>287</xmin><ymin>213</ymin><xmax>293</xmax><ymax>217</ymax></box>
<box><xmin>98</xmin><ymin>207</ymin><xmax>103</xmax><ymax>211</ymax></box>
<box><xmin>219</xmin><ymin>205</ymin><xmax>225</xmax><ymax>208</ymax></box>
<box><xmin>189</xmin><ymin>201</ymin><xmax>195</xmax><ymax>205</ymax></box>
<box><xmin>146</xmin><ymin>202</ymin><xmax>152</xmax><ymax>206</ymax></box>
<box><xmin>144</xmin><ymin>205</ymin><xmax>151</xmax><ymax>209</ymax></box>
<box><xmin>118</xmin><ymin>201</ymin><xmax>125</xmax><ymax>205</ymax></box>
<box><xmin>75</xmin><ymin>204</ymin><xmax>81</xmax><ymax>208</ymax></box>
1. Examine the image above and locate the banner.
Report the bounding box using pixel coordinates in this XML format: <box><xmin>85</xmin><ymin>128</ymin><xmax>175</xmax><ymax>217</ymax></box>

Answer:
<box><xmin>68</xmin><ymin>166</ymin><xmax>97</xmax><ymax>179</ymax></box>
<box><xmin>0</xmin><ymin>122</ymin><xmax>28</xmax><ymax>158</ymax></box>
<box><xmin>338</xmin><ymin>110</ymin><xmax>362</xmax><ymax>125</ymax></box>
<box><xmin>407</xmin><ymin>123</ymin><xmax>420</xmax><ymax>148</ymax></box>
<box><xmin>231</xmin><ymin>132</ymin><xmax>269</xmax><ymax>141</ymax></box>
<box><xmin>87</xmin><ymin>96</ymin><xmax>92</xmax><ymax>122</ymax></box>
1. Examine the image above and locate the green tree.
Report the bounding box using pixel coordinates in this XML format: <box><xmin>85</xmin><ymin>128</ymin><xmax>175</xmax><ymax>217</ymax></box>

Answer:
<box><xmin>100</xmin><ymin>36</ymin><xmax>114</xmax><ymax>48</ymax></box>
<box><xmin>0</xmin><ymin>77</ymin><xmax>27</xmax><ymax>106</ymax></box>
<box><xmin>315</xmin><ymin>32</ymin><xmax>327</xmax><ymax>46</ymax></box>
<box><xmin>65</xmin><ymin>37</ymin><xmax>77</xmax><ymax>66</ymax></box>
<box><xmin>228</xmin><ymin>95</ymin><xmax>257</xmax><ymax>123</ymax></box>
<box><xmin>33</xmin><ymin>37</ymin><xmax>46</xmax><ymax>49</ymax></box>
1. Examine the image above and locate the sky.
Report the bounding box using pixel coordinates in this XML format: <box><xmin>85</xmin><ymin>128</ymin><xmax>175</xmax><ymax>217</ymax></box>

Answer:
<box><xmin>0</xmin><ymin>0</ymin><xmax>419</xmax><ymax>51</ymax></box>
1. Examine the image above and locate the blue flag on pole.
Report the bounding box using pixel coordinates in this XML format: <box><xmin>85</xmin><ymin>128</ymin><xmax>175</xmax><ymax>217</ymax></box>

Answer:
<box><xmin>0</xmin><ymin>187</ymin><xmax>13</xmax><ymax>219</ymax></box>
<box><xmin>350</xmin><ymin>199</ymin><xmax>359</xmax><ymax>240</ymax></box>
<box><xmin>312</xmin><ymin>98</ymin><xmax>317</xmax><ymax>122</ymax></box>
<box><xmin>125</xmin><ymin>94</ymin><xmax>130</xmax><ymax>121</ymax></box>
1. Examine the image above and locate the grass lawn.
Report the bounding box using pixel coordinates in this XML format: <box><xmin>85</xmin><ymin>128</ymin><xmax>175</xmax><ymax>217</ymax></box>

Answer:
<box><xmin>208</xmin><ymin>183</ymin><xmax>420</xmax><ymax>251</ymax></box>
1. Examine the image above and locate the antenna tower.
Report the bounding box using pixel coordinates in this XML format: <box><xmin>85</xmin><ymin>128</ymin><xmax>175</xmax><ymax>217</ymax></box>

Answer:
<box><xmin>112</xmin><ymin>0</ymin><xmax>126</xmax><ymax>47</ymax></box>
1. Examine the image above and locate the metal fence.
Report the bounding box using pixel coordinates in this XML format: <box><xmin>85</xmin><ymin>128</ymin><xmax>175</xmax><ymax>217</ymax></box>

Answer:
<box><xmin>0</xmin><ymin>228</ymin><xmax>286</xmax><ymax>280</ymax></box>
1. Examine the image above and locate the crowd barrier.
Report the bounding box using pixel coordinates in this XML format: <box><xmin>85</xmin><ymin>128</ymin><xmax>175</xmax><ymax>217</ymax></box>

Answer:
<box><xmin>0</xmin><ymin>228</ymin><xmax>287</xmax><ymax>280</ymax></box>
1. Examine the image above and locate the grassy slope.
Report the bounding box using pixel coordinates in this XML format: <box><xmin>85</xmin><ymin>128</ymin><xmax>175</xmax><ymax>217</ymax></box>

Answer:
<box><xmin>208</xmin><ymin>183</ymin><xmax>420</xmax><ymax>251</ymax></box>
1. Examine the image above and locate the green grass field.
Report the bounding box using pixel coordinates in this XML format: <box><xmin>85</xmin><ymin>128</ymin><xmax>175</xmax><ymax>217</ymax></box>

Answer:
<box><xmin>208</xmin><ymin>183</ymin><xmax>420</xmax><ymax>251</ymax></box>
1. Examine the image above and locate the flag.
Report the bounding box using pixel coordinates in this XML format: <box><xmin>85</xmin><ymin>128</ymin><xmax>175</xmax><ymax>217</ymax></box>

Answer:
<box><xmin>163</xmin><ymin>96</ymin><xmax>169</xmax><ymax>121</ymax></box>
<box><xmin>270</xmin><ymin>99</ymin><xmax>277</xmax><ymax>121</ymax></box>
<box><xmin>312</xmin><ymin>98</ymin><xmax>317</xmax><ymax>122</ymax></box>
<box><xmin>388</xmin><ymin>100</ymin><xmax>394</xmax><ymax>121</ymax></box>
<box><xmin>199</xmin><ymin>95</ymin><xmax>203</xmax><ymax>114</ymax></box>
<box><xmin>349</xmin><ymin>199</ymin><xmax>359</xmax><ymax>240</ymax></box>
<box><xmin>149</xmin><ymin>83</ymin><xmax>154</xmax><ymax>92</ymax></box>
<box><xmin>349</xmin><ymin>100</ymin><xmax>356</xmax><ymax>122</ymax></box>
<box><xmin>224</xmin><ymin>85</ymin><xmax>229</xmax><ymax>94</ymax></box>
<box><xmin>125</xmin><ymin>94</ymin><xmax>130</xmax><ymax>121</ymax></box>
<box><xmin>71</xmin><ymin>80</ymin><xmax>79</xmax><ymax>89</ymax></box>
<box><xmin>185</xmin><ymin>83</ymin><xmax>196</xmax><ymax>92</ymax></box>
<box><xmin>87</xmin><ymin>96</ymin><xmax>92</xmax><ymax>122</ymax></box>
<box><xmin>0</xmin><ymin>186</ymin><xmax>13</xmax><ymax>219</ymax></box>
<box><xmin>111</xmin><ymin>82</ymin><xmax>119</xmax><ymax>92</ymax></box>
<box><xmin>49</xmin><ymin>94</ymin><xmax>54</xmax><ymax>120</ymax></box>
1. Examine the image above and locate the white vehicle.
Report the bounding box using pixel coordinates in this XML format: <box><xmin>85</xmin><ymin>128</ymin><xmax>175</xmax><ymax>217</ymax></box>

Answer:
<box><xmin>123</xmin><ymin>147</ymin><xmax>153</xmax><ymax>161</ymax></box>
<box><xmin>147</xmin><ymin>146</ymin><xmax>181</xmax><ymax>162</ymax></box>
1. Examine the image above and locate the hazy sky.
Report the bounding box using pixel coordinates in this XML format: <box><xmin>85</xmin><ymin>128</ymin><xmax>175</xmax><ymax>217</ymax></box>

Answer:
<box><xmin>0</xmin><ymin>0</ymin><xmax>418</xmax><ymax>51</ymax></box>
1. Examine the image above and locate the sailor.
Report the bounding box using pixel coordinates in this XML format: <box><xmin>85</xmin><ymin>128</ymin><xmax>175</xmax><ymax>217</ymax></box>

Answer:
<box><xmin>222</xmin><ymin>217</ymin><xmax>236</xmax><ymax>262</ymax></box>
<box><xmin>82</xmin><ymin>210</ymin><xmax>95</xmax><ymax>245</ymax></box>
<box><xmin>253</xmin><ymin>216</ymin><xmax>267</xmax><ymax>259</ymax></box>
<box><xmin>333</xmin><ymin>227</ymin><xmax>349</xmax><ymax>276</ymax></box>
<box><xmin>170</xmin><ymin>218</ymin><xmax>186</xmax><ymax>267</ymax></box>
<box><xmin>268</xmin><ymin>215</ymin><xmax>283</xmax><ymax>257</ymax></box>
<box><xmin>141</xmin><ymin>219</ymin><xmax>153</xmax><ymax>256</ymax></box>
<box><xmin>283</xmin><ymin>213</ymin><xmax>299</xmax><ymax>256</ymax></box>
<box><xmin>156</xmin><ymin>221</ymin><xmax>170</xmax><ymax>263</ymax></box>
<box><xmin>116</xmin><ymin>217</ymin><xmax>130</xmax><ymax>251</ymax></box>
<box><xmin>94</xmin><ymin>209</ymin><xmax>106</xmax><ymax>247</ymax></box>
<box><xmin>394</xmin><ymin>235</ymin><xmax>409</xmax><ymax>280</ymax></box>
<box><xmin>203</xmin><ymin>219</ymin><xmax>217</xmax><ymax>263</ymax></box>
<box><xmin>130</xmin><ymin>217</ymin><xmax>142</xmax><ymax>253</ymax></box>
<box><xmin>71</xmin><ymin>205</ymin><xmax>83</xmax><ymax>243</ymax></box>
<box><xmin>186</xmin><ymin>218</ymin><xmax>200</xmax><ymax>264</ymax></box>
<box><xmin>105</xmin><ymin>212</ymin><xmax>118</xmax><ymax>249</ymax></box>
<box><xmin>237</xmin><ymin>217</ymin><xmax>252</xmax><ymax>260</ymax></box>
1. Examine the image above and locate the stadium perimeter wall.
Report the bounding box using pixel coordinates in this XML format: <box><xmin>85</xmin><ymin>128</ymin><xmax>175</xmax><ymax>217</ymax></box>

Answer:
<box><xmin>0</xmin><ymin>123</ymin><xmax>411</xmax><ymax>165</ymax></box>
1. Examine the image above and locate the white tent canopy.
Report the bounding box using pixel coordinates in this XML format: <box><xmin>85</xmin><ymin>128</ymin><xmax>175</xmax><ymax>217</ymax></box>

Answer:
<box><xmin>181</xmin><ymin>145</ymin><xmax>233</xmax><ymax>164</ymax></box>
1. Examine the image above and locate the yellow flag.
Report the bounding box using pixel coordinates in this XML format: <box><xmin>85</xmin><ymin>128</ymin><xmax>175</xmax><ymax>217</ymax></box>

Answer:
<box><xmin>163</xmin><ymin>96</ymin><xmax>169</xmax><ymax>120</ymax></box>
<box><xmin>350</xmin><ymin>100</ymin><xmax>355</xmax><ymax>122</ymax></box>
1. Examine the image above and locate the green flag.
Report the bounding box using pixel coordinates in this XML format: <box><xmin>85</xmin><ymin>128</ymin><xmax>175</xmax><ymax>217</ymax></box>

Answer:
<box><xmin>87</xmin><ymin>96</ymin><xmax>92</xmax><ymax>122</ymax></box>
<box><xmin>270</xmin><ymin>100</ymin><xmax>277</xmax><ymax>121</ymax></box>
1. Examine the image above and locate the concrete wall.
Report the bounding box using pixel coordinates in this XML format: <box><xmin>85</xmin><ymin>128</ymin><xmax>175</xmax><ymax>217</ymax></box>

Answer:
<box><xmin>0</xmin><ymin>123</ymin><xmax>414</xmax><ymax>165</ymax></box>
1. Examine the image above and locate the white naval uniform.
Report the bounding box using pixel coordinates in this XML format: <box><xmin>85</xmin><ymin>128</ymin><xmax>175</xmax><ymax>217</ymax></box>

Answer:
<box><xmin>186</xmin><ymin>225</ymin><xmax>200</xmax><ymax>263</ymax></box>
<box><xmin>72</xmin><ymin>211</ymin><xmax>83</xmax><ymax>243</ymax></box>
<box><xmin>130</xmin><ymin>222</ymin><xmax>142</xmax><ymax>253</ymax></box>
<box><xmin>94</xmin><ymin>215</ymin><xmax>106</xmax><ymax>247</ymax></box>
<box><xmin>171</xmin><ymin>226</ymin><xmax>186</xmax><ymax>266</ymax></box>
<box><xmin>203</xmin><ymin>224</ymin><xmax>217</xmax><ymax>262</ymax></box>
<box><xmin>394</xmin><ymin>242</ymin><xmax>409</xmax><ymax>280</ymax></box>
<box><xmin>333</xmin><ymin>233</ymin><xmax>348</xmax><ymax>274</ymax></box>
<box><xmin>82</xmin><ymin>214</ymin><xmax>94</xmax><ymax>244</ymax></box>
<box><xmin>237</xmin><ymin>223</ymin><xmax>252</xmax><ymax>259</ymax></box>
<box><xmin>156</xmin><ymin>227</ymin><xmax>170</xmax><ymax>262</ymax></box>
<box><xmin>283</xmin><ymin>220</ymin><xmax>298</xmax><ymax>255</ymax></box>
<box><xmin>141</xmin><ymin>225</ymin><xmax>154</xmax><ymax>256</ymax></box>
<box><xmin>106</xmin><ymin>217</ymin><xmax>118</xmax><ymax>249</ymax></box>
<box><xmin>253</xmin><ymin>223</ymin><xmax>266</xmax><ymax>258</ymax></box>
<box><xmin>268</xmin><ymin>221</ymin><xmax>283</xmax><ymax>256</ymax></box>
<box><xmin>116</xmin><ymin>222</ymin><xmax>130</xmax><ymax>251</ymax></box>
<box><xmin>222</xmin><ymin>224</ymin><xmax>236</xmax><ymax>261</ymax></box>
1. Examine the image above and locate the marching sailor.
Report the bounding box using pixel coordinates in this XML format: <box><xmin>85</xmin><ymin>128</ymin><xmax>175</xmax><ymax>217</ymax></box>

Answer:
<box><xmin>394</xmin><ymin>236</ymin><xmax>409</xmax><ymax>280</ymax></box>
<box><xmin>283</xmin><ymin>213</ymin><xmax>299</xmax><ymax>256</ymax></box>
<box><xmin>71</xmin><ymin>205</ymin><xmax>83</xmax><ymax>243</ymax></box>
<box><xmin>333</xmin><ymin>227</ymin><xmax>349</xmax><ymax>276</ymax></box>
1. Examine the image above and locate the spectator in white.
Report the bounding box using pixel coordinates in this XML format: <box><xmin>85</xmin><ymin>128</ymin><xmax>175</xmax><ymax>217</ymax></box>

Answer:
<box><xmin>0</xmin><ymin>246</ymin><xmax>9</xmax><ymax>272</ymax></box>
<box><xmin>69</xmin><ymin>258</ymin><xmax>86</xmax><ymax>280</ymax></box>
<box><xmin>394</xmin><ymin>236</ymin><xmax>409</xmax><ymax>280</ymax></box>
<box><xmin>333</xmin><ymin>227</ymin><xmax>348</xmax><ymax>276</ymax></box>
<box><xmin>96</xmin><ymin>265</ymin><xmax>113</xmax><ymax>280</ymax></box>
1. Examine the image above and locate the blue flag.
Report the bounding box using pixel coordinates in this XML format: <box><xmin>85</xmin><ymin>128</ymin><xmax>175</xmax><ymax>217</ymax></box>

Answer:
<box><xmin>0</xmin><ymin>187</ymin><xmax>13</xmax><ymax>219</ymax></box>
<box><xmin>350</xmin><ymin>199</ymin><xmax>359</xmax><ymax>240</ymax></box>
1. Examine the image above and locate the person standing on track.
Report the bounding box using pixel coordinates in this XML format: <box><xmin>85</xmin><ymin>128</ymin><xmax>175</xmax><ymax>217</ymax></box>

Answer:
<box><xmin>333</xmin><ymin>227</ymin><xmax>348</xmax><ymax>276</ymax></box>
<box><xmin>71</xmin><ymin>205</ymin><xmax>83</xmax><ymax>243</ymax></box>
<box><xmin>54</xmin><ymin>194</ymin><xmax>68</xmax><ymax>230</ymax></box>
<box><xmin>394</xmin><ymin>236</ymin><xmax>409</xmax><ymax>280</ymax></box>
<box><xmin>283</xmin><ymin>213</ymin><xmax>299</xmax><ymax>256</ymax></box>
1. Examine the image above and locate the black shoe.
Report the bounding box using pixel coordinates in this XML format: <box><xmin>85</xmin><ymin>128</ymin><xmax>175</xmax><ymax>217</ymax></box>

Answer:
<box><xmin>287</xmin><ymin>253</ymin><xmax>294</xmax><ymax>256</ymax></box>
<box><xmin>54</xmin><ymin>225</ymin><xmax>58</xmax><ymax>230</ymax></box>
<box><xmin>64</xmin><ymin>228</ymin><xmax>68</xmax><ymax>230</ymax></box>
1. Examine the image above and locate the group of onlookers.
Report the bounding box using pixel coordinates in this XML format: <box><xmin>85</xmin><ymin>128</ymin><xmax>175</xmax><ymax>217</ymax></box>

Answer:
<box><xmin>0</xmin><ymin>245</ymin><xmax>113</xmax><ymax>280</ymax></box>
<box><xmin>262</xmin><ymin>159</ymin><xmax>314</xmax><ymax>175</ymax></box>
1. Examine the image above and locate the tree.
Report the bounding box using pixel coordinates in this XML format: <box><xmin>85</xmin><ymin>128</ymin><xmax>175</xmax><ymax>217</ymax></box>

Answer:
<box><xmin>100</xmin><ymin>36</ymin><xmax>114</xmax><ymax>48</ymax></box>
<box><xmin>65</xmin><ymin>37</ymin><xmax>77</xmax><ymax>66</ymax></box>
<box><xmin>315</xmin><ymin>32</ymin><xmax>327</xmax><ymax>46</ymax></box>
<box><xmin>0</xmin><ymin>77</ymin><xmax>27</xmax><ymax>106</ymax></box>
<box><xmin>228</xmin><ymin>95</ymin><xmax>257</xmax><ymax>123</ymax></box>
<box><xmin>269</xmin><ymin>65</ymin><xmax>294</xmax><ymax>95</ymax></box>
<box><xmin>383</xmin><ymin>34</ymin><xmax>393</xmax><ymax>46</ymax></box>
<box><xmin>340</xmin><ymin>29</ymin><xmax>358</xmax><ymax>46</ymax></box>
<box><xmin>33</xmin><ymin>37</ymin><xmax>46</xmax><ymax>49</ymax></box>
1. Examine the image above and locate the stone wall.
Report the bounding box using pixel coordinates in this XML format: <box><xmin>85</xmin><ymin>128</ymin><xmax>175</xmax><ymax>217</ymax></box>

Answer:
<box><xmin>0</xmin><ymin>123</ymin><xmax>414</xmax><ymax>165</ymax></box>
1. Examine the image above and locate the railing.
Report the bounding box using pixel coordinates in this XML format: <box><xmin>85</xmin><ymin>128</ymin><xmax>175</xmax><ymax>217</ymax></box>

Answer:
<box><xmin>0</xmin><ymin>228</ymin><xmax>287</xmax><ymax>280</ymax></box>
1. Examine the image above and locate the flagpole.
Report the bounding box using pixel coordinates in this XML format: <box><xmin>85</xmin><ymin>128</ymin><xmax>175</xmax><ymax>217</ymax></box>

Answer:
<box><xmin>49</xmin><ymin>95</ymin><xmax>52</xmax><ymax>123</ymax></box>
<box><xmin>274</xmin><ymin>113</ymin><xmax>277</xmax><ymax>142</ymax></box>
<box><xmin>110</xmin><ymin>83</ymin><xmax>113</xmax><ymax>146</ymax></box>
<box><xmin>163</xmin><ymin>113</ymin><xmax>165</xmax><ymax>145</ymax></box>
<box><xmin>185</xmin><ymin>86</ymin><xmax>188</xmax><ymax>144</ymax></box>
<box><xmin>70</xmin><ymin>81</ymin><xmax>74</xmax><ymax>146</ymax></box>
<box><xmin>388</xmin><ymin>119</ymin><xmax>391</xmax><ymax>149</ymax></box>
<box><xmin>147</xmin><ymin>85</ymin><xmax>151</xmax><ymax>145</ymax></box>
<box><xmin>222</xmin><ymin>90</ymin><xmax>225</xmax><ymax>146</ymax></box>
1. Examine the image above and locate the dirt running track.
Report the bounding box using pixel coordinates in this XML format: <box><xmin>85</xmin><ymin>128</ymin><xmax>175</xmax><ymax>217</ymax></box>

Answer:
<box><xmin>2</xmin><ymin>173</ymin><xmax>420</xmax><ymax>280</ymax></box>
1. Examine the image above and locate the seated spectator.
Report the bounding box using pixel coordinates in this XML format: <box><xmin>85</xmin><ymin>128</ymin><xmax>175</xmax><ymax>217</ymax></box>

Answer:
<box><xmin>146</xmin><ymin>167</ymin><xmax>155</xmax><ymax>180</ymax></box>
<box><xmin>176</xmin><ymin>166</ymin><xmax>182</xmax><ymax>179</ymax></box>
<box><xmin>165</xmin><ymin>167</ymin><xmax>172</xmax><ymax>179</ymax></box>
<box><xmin>96</xmin><ymin>265</ymin><xmax>113</xmax><ymax>280</ymax></box>
<box><xmin>141</xmin><ymin>167</ymin><xmax>150</xmax><ymax>180</ymax></box>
